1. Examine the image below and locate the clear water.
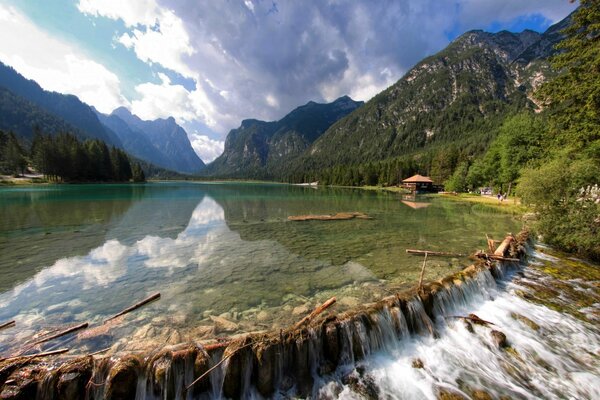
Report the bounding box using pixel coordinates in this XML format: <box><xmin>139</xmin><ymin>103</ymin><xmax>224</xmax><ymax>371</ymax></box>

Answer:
<box><xmin>0</xmin><ymin>182</ymin><xmax>521</xmax><ymax>355</ymax></box>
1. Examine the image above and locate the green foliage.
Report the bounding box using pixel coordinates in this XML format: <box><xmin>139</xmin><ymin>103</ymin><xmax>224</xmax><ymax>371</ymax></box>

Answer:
<box><xmin>131</xmin><ymin>162</ymin><xmax>146</xmax><ymax>182</ymax></box>
<box><xmin>536</xmin><ymin>0</ymin><xmax>600</xmax><ymax>156</ymax></box>
<box><xmin>0</xmin><ymin>131</ymin><xmax>27</xmax><ymax>175</ymax></box>
<box><xmin>518</xmin><ymin>2</ymin><xmax>600</xmax><ymax>260</ymax></box>
<box><xmin>30</xmin><ymin>132</ymin><xmax>138</xmax><ymax>182</ymax></box>
<box><xmin>519</xmin><ymin>158</ymin><xmax>600</xmax><ymax>259</ymax></box>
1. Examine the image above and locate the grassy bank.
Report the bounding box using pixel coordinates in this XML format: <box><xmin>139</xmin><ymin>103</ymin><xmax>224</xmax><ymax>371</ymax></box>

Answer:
<box><xmin>439</xmin><ymin>192</ymin><xmax>529</xmax><ymax>214</ymax></box>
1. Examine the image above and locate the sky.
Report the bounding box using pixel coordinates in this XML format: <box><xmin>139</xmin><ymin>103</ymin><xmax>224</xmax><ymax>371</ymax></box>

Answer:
<box><xmin>0</xmin><ymin>1</ymin><xmax>577</xmax><ymax>163</ymax></box>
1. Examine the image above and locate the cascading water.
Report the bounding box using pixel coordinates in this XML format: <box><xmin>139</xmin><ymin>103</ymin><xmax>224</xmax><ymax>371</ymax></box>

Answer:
<box><xmin>2</xmin><ymin>238</ymin><xmax>599</xmax><ymax>399</ymax></box>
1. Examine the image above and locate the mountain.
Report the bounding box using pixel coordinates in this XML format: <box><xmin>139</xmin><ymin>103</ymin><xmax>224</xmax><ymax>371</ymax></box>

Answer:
<box><xmin>0</xmin><ymin>62</ymin><xmax>122</xmax><ymax>147</ymax></box>
<box><xmin>95</xmin><ymin>111</ymin><xmax>173</xmax><ymax>172</ymax></box>
<box><xmin>289</xmin><ymin>14</ymin><xmax>570</xmax><ymax>178</ymax></box>
<box><xmin>0</xmin><ymin>87</ymin><xmax>89</xmax><ymax>142</ymax></box>
<box><xmin>204</xmin><ymin>96</ymin><xmax>363</xmax><ymax>178</ymax></box>
<box><xmin>109</xmin><ymin>107</ymin><xmax>205</xmax><ymax>174</ymax></box>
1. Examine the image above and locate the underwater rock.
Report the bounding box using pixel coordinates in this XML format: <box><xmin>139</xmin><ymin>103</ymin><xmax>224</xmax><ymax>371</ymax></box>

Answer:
<box><xmin>210</xmin><ymin>315</ymin><xmax>238</xmax><ymax>332</ymax></box>
<box><xmin>490</xmin><ymin>330</ymin><xmax>508</xmax><ymax>349</ymax></box>
<box><xmin>339</xmin><ymin>297</ymin><xmax>360</xmax><ymax>307</ymax></box>
<box><xmin>256</xmin><ymin>311</ymin><xmax>270</xmax><ymax>321</ymax></box>
<box><xmin>292</xmin><ymin>305</ymin><xmax>310</xmax><ymax>315</ymax></box>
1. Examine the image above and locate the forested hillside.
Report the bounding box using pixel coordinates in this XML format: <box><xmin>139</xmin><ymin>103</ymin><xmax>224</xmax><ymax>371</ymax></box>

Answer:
<box><xmin>204</xmin><ymin>96</ymin><xmax>363</xmax><ymax>179</ymax></box>
<box><xmin>283</xmin><ymin>13</ymin><xmax>571</xmax><ymax>184</ymax></box>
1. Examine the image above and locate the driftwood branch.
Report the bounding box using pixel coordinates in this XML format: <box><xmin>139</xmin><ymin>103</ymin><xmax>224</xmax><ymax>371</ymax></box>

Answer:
<box><xmin>105</xmin><ymin>292</ymin><xmax>161</xmax><ymax>323</ymax></box>
<box><xmin>0</xmin><ymin>348</ymin><xmax>69</xmax><ymax>363</ymax></box>
<box><xmin>33</xmin><ymin>323</ymin><xmax>88</xmax><ymax>345</ymax></box>
<box><xmin>485</xmin><ymin>234</ymin><xmax>496</xmax><ymax>253</ymax></box>
<box><xmin>0</xmin><ymin>320</ymin><xmax>15</xmax><ymax>331</ymax></box>
<box><xmin>186</xmin><ymin>342</ymin><xmax>253</xmax><ymax>391</ymax></box>
<box><xmin>406</xmin><ymin>249</ymin><xmax>465</xmax><ymax>257</ymax></box>
<box><xmin>293</xmin><ymin>297</ymin><xmax>337</xmax><ymax>329</ymax></box>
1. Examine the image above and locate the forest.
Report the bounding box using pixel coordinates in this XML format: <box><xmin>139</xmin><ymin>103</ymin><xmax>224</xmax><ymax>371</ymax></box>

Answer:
<box><xmin>0</xmin><ymin>130</ymin><xmax>145</xmax><ymax>183</ymax></box>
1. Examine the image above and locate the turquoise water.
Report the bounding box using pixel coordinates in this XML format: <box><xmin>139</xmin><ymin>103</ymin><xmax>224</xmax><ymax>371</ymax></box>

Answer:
<box><xmin>0</xmin><ymin>182</ymin><xmax>520</xmax><ymax>355</ymax></box>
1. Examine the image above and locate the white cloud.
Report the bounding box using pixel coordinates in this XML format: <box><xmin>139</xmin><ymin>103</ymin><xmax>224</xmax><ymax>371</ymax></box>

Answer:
<box><xmin>76</xmin><ymin>0</ymin><xmax>577</xmax><ymax>136</ymax></box>
<box><xmin>77</xmin><ymin>0</ymin><xmax>161</xmax><ymax>27</ymax></box>
<box><xmin>78</xmin><ymin>0</ymin><xmax>195</xmax><ymax>79</ymax></box>
<box><xmin>188</xmin><ymin>133</ymin><xmax>224</xmax><ymax>163</ymax></box>
<box><xmin>130</xmin><ymin>73</ymin><xmax>221</xmax><ymax>129</ymax></box>
<box><xmin>0</xmin><ymin>5</ymin><xmax>128</xmax><ymax>113</ymax></box>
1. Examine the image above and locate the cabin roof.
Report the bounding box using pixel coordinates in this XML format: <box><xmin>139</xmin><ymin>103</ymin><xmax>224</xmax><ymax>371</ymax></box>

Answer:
<box><xmin>402</xmin><ymin>174</ymin><xmax>433</xmax><ymax>183</ymax></box>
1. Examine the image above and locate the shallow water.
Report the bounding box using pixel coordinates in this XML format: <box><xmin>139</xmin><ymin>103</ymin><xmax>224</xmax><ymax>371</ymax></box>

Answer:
<box><xmin>0</xmin><ymin>182</ymin><xmax>520</xmax><ymax>355</ymax></box>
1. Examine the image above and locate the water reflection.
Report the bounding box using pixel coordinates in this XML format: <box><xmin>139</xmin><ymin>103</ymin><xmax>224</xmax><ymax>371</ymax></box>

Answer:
<box><xmin>0</xmin><ymin>183</ymin><xmax>521</xmax><ymax>355</ymax></box>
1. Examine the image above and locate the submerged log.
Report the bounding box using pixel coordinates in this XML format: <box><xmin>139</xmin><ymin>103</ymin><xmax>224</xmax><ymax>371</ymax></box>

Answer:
<box><xmin>406</xmin><ymin>249</ymin><xmax>465</xmax><ymax>257</ymax></box>
<box><xmin>0</xmin><ymin>320</ymin><xmax>15</xmax><ymax>331</ymax></box>
<box><xmin>0</xmin><ymin>348</ymin><xmax>69</xmax><ymax>363</ymax></box>
<box><xmin>105</xmin><ymin>292</ymin><xmax>161</xmax><ymax>323</ymax></box>
<box><xmin>288</xmin><ymin>212</ymin><xmax>371</xmax><ymax>221</ymax></box>
<box><xmin>33</xmin><ymin>323</ymin><xmax>88</xmax><ymax>345</ymax></box>
<box><xmin>293</xmin><ymin>297</ymin><xmax>337</xmax><ymax>329</ymax></box>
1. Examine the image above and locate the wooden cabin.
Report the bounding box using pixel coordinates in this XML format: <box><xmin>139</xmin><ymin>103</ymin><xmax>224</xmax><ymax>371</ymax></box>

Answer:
<box><xmin>402</xmin><ymin>174</ymin><xmax>434</xmax><ymax>193</ymax></box>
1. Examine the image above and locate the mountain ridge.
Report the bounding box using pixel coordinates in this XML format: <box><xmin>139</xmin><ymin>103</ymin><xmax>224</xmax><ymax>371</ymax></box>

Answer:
<box><xmin>204</xmin><ymin>95</ymin><xmax>363</xmax><ymax>178</ymax></box>
<box><xmin>108</xmin><ymin>107</ymin><xmax>205</xmax><ymax>174</ymax></box>
<box><xmin>285</xmin><ymin>11</ymin><xmax>572</xmax><ymax>181</ymax></box>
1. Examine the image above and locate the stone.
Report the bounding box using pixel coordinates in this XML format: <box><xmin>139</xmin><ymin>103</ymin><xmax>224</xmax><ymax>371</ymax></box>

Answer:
<box><xmin>105</xmin><ymin>356</ymin><xmax>142</xmax><ymax>400</ymax></box>
<box><xmin>436</xmin><ymin>388</ymin><xmax>468</xmax><ymax>400</ymax></box>
<box><xmin>471</xmin><ymin>389</ymin><xmax>493</xmax><ymax>400</ymax></box>
<box><xmin>292</xmin><ymin>304</ymin><xmax>310</xmax><ymax>315</ymax></box>
<box><xmin>210</xmin><ymin>315</ymin><xmax>238</xmax><ymax>332</ymax></box>
<box><xmin>256</xmin><ymin>310</ymin><xmax>270</xmax><ymax>321</ymax></box>
<box><xmin>490</xmin><ymin>330</ymin><xmax>508</xmax><ymax>349</ymax></box>
<box><xmin>339</xmin><ymin>296</ymin><xmax>360</xmax><ymax>307</ymax></box>
<box><xmin>411</xmin><ymin>358</ymin><xmax>424</xmax><ymax>369</ymax></box>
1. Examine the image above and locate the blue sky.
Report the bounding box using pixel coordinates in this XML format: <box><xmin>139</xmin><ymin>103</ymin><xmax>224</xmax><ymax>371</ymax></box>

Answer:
<box><xmin>0</xmin><ymin>0</ymin><xmax>577</xmax><ymax>162</ymax></box>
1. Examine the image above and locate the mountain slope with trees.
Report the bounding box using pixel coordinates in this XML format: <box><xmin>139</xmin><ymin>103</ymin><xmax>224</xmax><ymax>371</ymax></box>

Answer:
<box><xmin>0</xmin><ymin>62</ymin><xmax>122</xmax><ymax>147</ymax></box>
<box><xmin>286</xmin><ymin>13</ymin><xmax>571</xmax><ymax>183</ymax></box>
<box><xmin>204</xmin><ymin>96</ymin><xmax>363</xmax><ymax>179</ymax></box>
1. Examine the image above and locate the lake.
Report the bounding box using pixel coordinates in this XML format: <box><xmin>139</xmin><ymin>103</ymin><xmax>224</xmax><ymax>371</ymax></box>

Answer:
<box><xmin>0</xmin><ymin>182</ymin><xmax>521</xmax><ymax>355</ymax></box>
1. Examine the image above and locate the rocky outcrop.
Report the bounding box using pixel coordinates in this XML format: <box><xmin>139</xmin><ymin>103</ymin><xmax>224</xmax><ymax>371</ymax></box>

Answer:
<box><xmin>204</xmin><ymin>96</ymin><xmax>363</xmax><ymax>179</ymax></box>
